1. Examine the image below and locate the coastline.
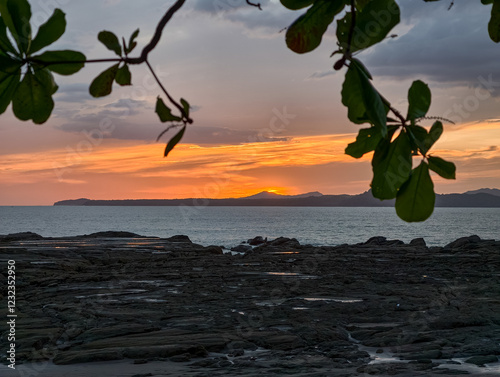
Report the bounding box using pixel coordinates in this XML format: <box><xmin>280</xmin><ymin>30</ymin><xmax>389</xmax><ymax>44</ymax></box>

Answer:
<box><xmin>1</xmin><ymin>232</ymin><xmax>499</xmax><ymax>376</ymax></box>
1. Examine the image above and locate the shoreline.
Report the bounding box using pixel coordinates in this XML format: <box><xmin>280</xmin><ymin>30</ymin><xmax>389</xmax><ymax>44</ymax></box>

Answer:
<box><xmin>1</xmin><ymin>232</ymin><xmax>500</xmax><ymax>376</ymax></box>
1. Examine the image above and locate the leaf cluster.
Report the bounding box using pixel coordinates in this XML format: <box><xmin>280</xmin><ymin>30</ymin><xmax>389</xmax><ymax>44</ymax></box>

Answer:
<box><xmin>280</xmin><ymin>0</ymin><xmax>467</xmax><ymax>221</ymax></box>
<box><xmin>0</xmin><ymin>0</ymin><xmax>85</xmax><ymax>123</ymax></box>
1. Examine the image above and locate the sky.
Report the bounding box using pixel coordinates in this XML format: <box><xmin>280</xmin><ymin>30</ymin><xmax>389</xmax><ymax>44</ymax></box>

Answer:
<box><xmin>1</xmin><ymin>0</ymin><xmax>500</xmax><ymax>205</ymax></box>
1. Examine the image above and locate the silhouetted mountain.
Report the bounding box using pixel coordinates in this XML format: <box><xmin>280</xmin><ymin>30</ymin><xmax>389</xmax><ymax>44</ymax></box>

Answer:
<box><xmin>243</xmin><ymin>191</ymin><xmax>323</xmax><ymax>200</ymax></box>
<box><xmin>54</xmin><ymin>189</ymin><xmax>500</xmax><ymax>207</ymax></box>
<box><xmin>465</xmin><ymin>188</ymin><xmax>500</xmax><ymax>197</ymax></box>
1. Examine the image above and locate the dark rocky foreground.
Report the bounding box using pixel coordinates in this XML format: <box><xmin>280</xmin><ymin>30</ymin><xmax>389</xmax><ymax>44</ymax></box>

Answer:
<box><xmin>1</xmin><ymin>232</ymin><xmax>500</xmax><ymax>376</ymax></box>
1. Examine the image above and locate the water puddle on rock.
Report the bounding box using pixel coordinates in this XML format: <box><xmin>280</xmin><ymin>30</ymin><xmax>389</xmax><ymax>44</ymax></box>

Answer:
<box><xmin>356</xmin><ymin>342</ymin><xmax>500</xmax><ymax>374</ymax></box>
<box><xmin>254</xmin><ymin>298</ymin><xmax>287</xmax><ymax>307</ymax></box>
<box><xmin>303</xmin><ymin>297</ymin><xmax>363</xmax><ymax>303</ymax></box>
<box><xmin>265</xmin><ymin>272</ymin><xmax>319</xmax><ymax>279</ymax></box>
<box><xmin>75</xmin><ymin>289</ymin><xmax>147</xmax><ymax>299</ymax></box>
<box><xmin>237</xmin><ymin>271</ymin><xmax>319</xmax><ymax>279</ymax></box>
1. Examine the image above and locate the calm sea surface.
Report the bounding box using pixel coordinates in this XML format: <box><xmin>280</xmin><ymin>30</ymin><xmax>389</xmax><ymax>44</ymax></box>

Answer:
<box><xmin>0</xmin><ymin>206</ymin><xmax>498</xmax><ymax>247</ymax></box>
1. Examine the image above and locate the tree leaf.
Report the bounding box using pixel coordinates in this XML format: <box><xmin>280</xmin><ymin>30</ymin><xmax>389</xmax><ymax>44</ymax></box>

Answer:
<box><xmin>0</xmin><ymin>16</ymin><xmax>16</xmax><ymax>54</ymax></box>
<box><xmin>33</xmin><ymin>50</ymin><xmax>86</xmax><ymax>75</ymax></box>
<box><xmin>155</xmin><ymin>97</ymin><xmax>182</xmax><ymax>122</ymax></box>
<box><xmin>286</xmin><ymin>0</ymin><xmax>345</xmax><ymax>53</ymax></box>
<box><xmin>89</xmin><ymin>63</ymin><xmax>119</xmax><ymax>97</ymax></box>
<box><xmin>345</xmin><ymin>127</ymin><xmax>383</xmax><ymax>158</ymax></box>
<box><xmin>280</xmin><ymin>0</ymin><xmax>314</xmax><ymax>10</ymax></box>
<box><xmin>5</xmin><ymin>0</ymin><xmax>31</xmax><ymax>53</ymax></box>
<box><xmin>0</xmin><ymin>68</ymin><xmax>20</xmax><ymax>114</ymax></box>
<box><xmin>407</xmin><ymin>125</ymin><xmax>428</xmax><ymax>154</ymax></box>
<box><xmin>126</xmin><ymin>28</ymin><xmax>139</xmax><ymax>54</ymax></box>
<box><xmin>428</xmin><ymin>156</ymin><xmax>456</xmax><ymax>179</ymax></box>
<box><xmin>0</xmin><ymin>53</ymin><xmax>21</xmax><ymax>73</ymax></box>
<box><xmin>371</xmin><ymin>131</ymin><xmax>412</xmax><ymax>200</ymax></box>
<box><xmin>488</xmin><ymin>0</ymin><xmax>500</xmax><ymax>42</ymax></box>
<box><xmin>29</xmin><ymin>8</ymin><xmax>66</xmax><ymax>54</ymax></box>
<box><xmin>407</xmin><ymin>80</ymin><xmax>431</xmax><ymax>124</ymax></box>
<box><xmin>180</xmin><ymin>98</ymin><xmax>190</xmax><ymax>117</ymax></box>
<box><xmin>11</xmin><ymin>68</ymin><xmax>55</xmax><ymax>124</ymax></box>
<box><xmin>355</xmin><ymin>0</ymin><xmax>372</xmax><ymax>10</ymax></box>
<box><xmin>164</xmin><ymin>125</ymin><xmax>186</xmax><ymax>157</ymax></box>
<box><xmin>98</xmin><ymin>30</ymin><xmax>122</xmax><ymax>56</ymax></box>
<box><xmin>337</xmin><ymin>0</ymin><xmax>400</xmax><ymax>53</ymax></box>
<box><xmin>342</xmin><ymin>59</ymin><xmax>387</xmax><ymax>135</ymax></box>
<box><xmin>395</xmin><ymin>161</ymin><xmax>435</xmax><ymax>222</ymax></box>
<box><xmin>424</xmin><ymin>121</ymin><xmax>443</xmax><ymax>153</ymax></box>
<box><xmin>115</xmin><ymin>64</ymin><xmax>131</xmax><ymax>86</ymax></box>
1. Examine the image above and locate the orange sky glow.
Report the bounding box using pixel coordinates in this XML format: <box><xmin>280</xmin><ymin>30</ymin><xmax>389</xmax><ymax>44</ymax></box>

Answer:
<box><xmin>1</xmin><ymin>120</ymin><xmax>499</xmax><ymax>205</ymax></box>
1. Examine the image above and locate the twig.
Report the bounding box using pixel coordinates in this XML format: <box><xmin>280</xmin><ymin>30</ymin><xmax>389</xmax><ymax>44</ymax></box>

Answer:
<box><xmin>389</xmin><ymin>106</ymin><xmax>406</xmax><ymax>125</ymax></box>
<box><xmin>145</xmin><ymin>59</ymin><xmax>192</xmax><ymax>123</ymax></box>
<box><xmin>131</xmin><ymin>0</ymin><xmax>186</xmax><ymax>64</ymax></box>
<box><xmin>333</xmin><ymin>0</ymin><xmax>356</xmax><ymax>70</ymax></box>
<box><xmin>415</xmin><ymin>115</ymin><xmax>455</xmax><ymax>125</ymax></box>
<box><xmin>246</xmin><ymin>0</ymin><xmax>262</xmax><ymax>10</ymax></box>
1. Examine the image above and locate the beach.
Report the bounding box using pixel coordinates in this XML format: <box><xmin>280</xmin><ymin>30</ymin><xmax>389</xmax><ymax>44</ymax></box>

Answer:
<box><xmin>1</xmin><ymin>232</ymin><xmax>500</xmax><ymax>376</ymax></box>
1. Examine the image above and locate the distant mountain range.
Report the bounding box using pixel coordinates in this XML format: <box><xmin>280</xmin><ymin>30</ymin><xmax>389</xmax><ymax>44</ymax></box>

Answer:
<box><xmin>464</xmin><ymin>188</ymin><xmax>500</xmax><ymax>197</ymax></box>
<box><xmin>54</xmin><ymin>189</ymin><xmax>500</xmax><ymax>207</ymax></box>
<box><xmin>243</xmin><ymin>191</ymin><xmax>324</xmax><ymax>200</ymax></box>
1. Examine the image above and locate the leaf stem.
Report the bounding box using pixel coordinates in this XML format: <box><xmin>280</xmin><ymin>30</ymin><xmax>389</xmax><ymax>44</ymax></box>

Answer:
<box><xmin>145</xmin><ymin>59</ymin><xmax>192</xmax><ymax>124</ymax></box>
<box><xmin>333</xmin><ymin>0</ymin><xmax>356</xmax><ymax>70</ymax></box>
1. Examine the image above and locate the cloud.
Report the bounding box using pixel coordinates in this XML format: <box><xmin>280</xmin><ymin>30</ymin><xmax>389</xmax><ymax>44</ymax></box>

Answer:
<box><xmin>56</xmin><ymin>108</ymin><xmax>290</xmax><ymax>145</ymax></box>
<box><xmin>307</xmin><ymin>71</ymin><xmax>336</xmax><ymax>81</ymax></box>
<box><xmin>190</xmin><ymin>0</ymin><xmax>272</xmax><ymax>15</ymax></box>
<box><xmin>188</xmin><ymin>0</ymin><xmax>294</xmax><ymax>38</ymax></box>
<box><xmin>363</xmin><ymin>1</ymin><xmax>500</xmax><ymax>85</ymax></box>
<box><xmin>104</xmin><ymin>98</ymin><xmax>149</xmax><ymax>110</ymax></box>
<box><xmin>54</xmin><ymin>83</ymin><xmax>92</xmax><ymax>103</ymax></box>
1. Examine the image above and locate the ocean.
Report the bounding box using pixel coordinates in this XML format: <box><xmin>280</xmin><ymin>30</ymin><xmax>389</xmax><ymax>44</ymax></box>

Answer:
<box><xmin>0</xmin><ymin>206</ymin><xmax>498</xmax><ymax>247</ymax></box>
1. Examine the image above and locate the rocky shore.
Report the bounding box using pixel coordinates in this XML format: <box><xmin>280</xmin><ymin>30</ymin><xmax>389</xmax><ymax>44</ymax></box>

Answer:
<box><xmin>1</xmin><ymin>232</ymin><xmax>500</xmax><ymax>376</ymax></box>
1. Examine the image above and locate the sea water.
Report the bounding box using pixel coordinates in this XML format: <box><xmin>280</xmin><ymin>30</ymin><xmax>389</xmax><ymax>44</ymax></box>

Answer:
<box><xmin>0</xmin><ymin>206</ymin><xmax>498</xmax><ymax>247</ymax></box>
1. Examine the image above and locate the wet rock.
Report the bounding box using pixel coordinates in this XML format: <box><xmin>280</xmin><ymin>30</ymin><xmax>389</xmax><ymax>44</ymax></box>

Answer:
<box><xmin>444</xmin><ymin>235</ymin><xmax>481</xmax><ymax>250</ymax></box>
<box><xmin>166</xmin><ymin>234</ymin><xmax>192</xmax><ymax>243</ymax></box>
<box><xmin>362</xmin><ymin>236</ymin><xmax>387</xmax><ymax>245</ymax></box>
<box><xmin>2</xmin><ymin>233</ymin><xmax>499</xmax><ymax>376</ymax></box>
<box><xmin>402</xmin><ymin>349</ymin><xmax>442</xmax><ymax>360</ymax></box>
<box><xmin>202</xmin><ymin>245</ymin><xmax>223</xmax><ymax>254</ymax></box>
<box><xmin>79</xmin><ymin>231</ymin><xmax>145</xmax><ymax>238</ymax></box>
<box><xmin>465</xmin><ymin>355</ymin><xmax>498</xmax><ymax>366</ymax></box>
<box><xmin>169</xmin><ymin>353</ymin><xmax>192</xmax><ymax>362</ymax></box>
<box><xmin>248</xmin><ymin>236</ymin><xmax>267</xmax><ymax>245</ymax></box>
<box><xmin>231</xmin><ymin>244</ymin><xmax>252</xmax><ymax>253</ymax></box>
<box><xmin>410</xmin><ymin>237</ymin><xmax>427</xmax><ymax>247</ymax></box>
<box><xmin>53</xmin><ymin>349</ymin><xmax>123</xmax><ymax>364</ymax></box>
<box><xmin>269</xmin><ymin>237</ymin><xmax>300</xmax><ymax>248</ymax></box>
<box><xmin>0</xmin><ymin>231</ymin><xmax>43</xmax><ymax>241</ymax></box>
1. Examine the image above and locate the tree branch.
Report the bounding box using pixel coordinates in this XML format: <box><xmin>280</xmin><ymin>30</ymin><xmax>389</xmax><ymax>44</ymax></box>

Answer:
<box><xmin>389</xmin><ymin>105</ymin><xmax>406</xmax><ymax>125</ymax></box>
<box><xmin>29</xmin><ymin>0</ymin><xmax>187</xmax><ymax>67</ymax></box>
<box><xmin>246</xmin><ymin>0</ymin><xmax>262</xmax><ymax>10</ymax></box>
<box><xmin>145</xmin><ymin>59</ymin><xmax>193</xmax><ymax>124</ymax></box>
<box><xmin>334</xmin><ymin>0</ymin><xmax>356</xmax><ymax>70</ymax></box>
<box><xmin>128</xmin><ymin>0</ymin><xmax>187</xmax><ymax>64</ymax></box>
